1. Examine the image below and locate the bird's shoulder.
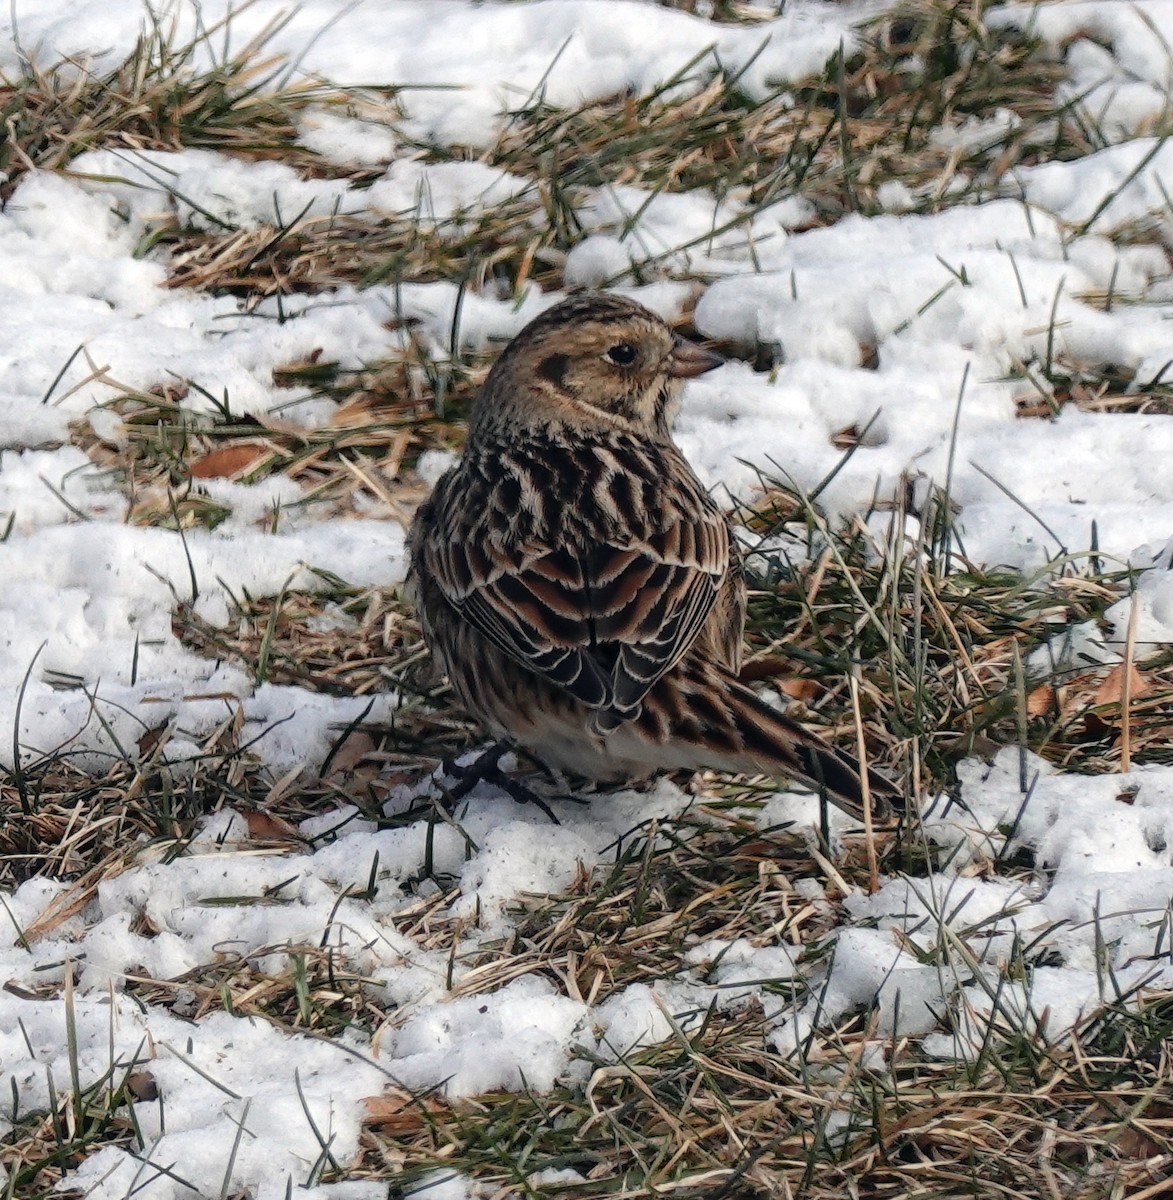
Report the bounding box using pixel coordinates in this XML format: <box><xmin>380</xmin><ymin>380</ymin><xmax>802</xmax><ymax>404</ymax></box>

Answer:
<box><xmin>413</xmin><ymin>431</ymin><xmax>732</xmax><ymax>608</ymax></box>
<box><xmin>454</xmin><ymin>431</ymin><xmax>722</xmax><ymax>536</ymax></box>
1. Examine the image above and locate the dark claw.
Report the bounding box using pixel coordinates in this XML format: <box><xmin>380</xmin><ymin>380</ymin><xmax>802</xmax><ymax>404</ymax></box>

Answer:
<box><xmin>434</xmin><ymin>741</ymin><xmax>561</xmax><ymax>824</ymax></box>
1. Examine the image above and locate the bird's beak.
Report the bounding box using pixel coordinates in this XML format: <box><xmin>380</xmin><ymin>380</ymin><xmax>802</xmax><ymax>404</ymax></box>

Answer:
<box><xmin>668</xmin><ymin>338</ymin><xmax>724</xmax><ymax>379</ymax></box>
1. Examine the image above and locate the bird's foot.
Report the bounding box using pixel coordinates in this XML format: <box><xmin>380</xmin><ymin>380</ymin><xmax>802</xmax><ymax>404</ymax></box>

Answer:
<box><xmin>433</xmin><ymin>742</ymin><xmax>561</xmax><ymax>824</ymax></box>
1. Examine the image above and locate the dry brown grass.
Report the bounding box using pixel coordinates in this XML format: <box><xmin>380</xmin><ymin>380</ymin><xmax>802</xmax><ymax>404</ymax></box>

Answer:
<box><xmin>0</xmin><ymin>7</ymin><xmax>327</xmax><ymax>201</ymax></box>
<box><xmin>4</xmin><ymin>1</ymin><xmax>1173</xmax><ymax>1197</ymax></box>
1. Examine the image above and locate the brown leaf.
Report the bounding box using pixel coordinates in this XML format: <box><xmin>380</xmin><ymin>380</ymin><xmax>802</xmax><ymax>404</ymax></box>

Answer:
<box><xmin>189</xmin><ymin>443</ymin><xmax>269</xmax><ymax>479</ymax></box>
<box><xmin>1056</xmin><ymin>672</ymin><xmax>1096</xmax><ymax>719</ymax></box>
<box><xmin>1093</xmin><ymin>661</ymin><xmax>1148</xmax><ymax>708</ymax></box>
<box><xmin>777</xmin><ymin>677</ymin><xmax>823</xmax><ymax>704</ymax></box>
<box><xmin>738</xmin><ymin>655</ymin><xmax>788</xmax><ymax>682</ymax></box>
<box><xmin>1082</xmin><ymin>711</ymin><xmax>1110</xmax><ymax>736</ymax></box>
<box><xmin>137</xmin><ymin>723</ymin><xmax>172</xmax><ymax>757</ymax></box>
<box><xmin>1026</xmin><ymin>684</ymin><xmax>1055</xmax><ymax>717</ymax></box>
<box><xmin>324</xmin><ymin>731</ymin><xmax>378</xmax><ymax>778</ymax></box>
<box><xmin>1114</xmin><ymin>1126</ymin><xmax>1162</xmax><ymax>1159</ymax></box>
<box><xmin>362</xmin><ymin>1090</ymin><xmax>446</xmax><ymax>1133</ymax></box>
<box><xmin>369</xmin><ymin>770</ymin><xmax>416</xmax><ymax>803</ymax></box>
<box><xmin>243</xmin><ymin>811</ymin><xmax>300</xmax><ymax>841</ymax></box>
<box><xmin>127</xmin><ymin>1071</ymin><xmax>159</xmax><ymax>1102</ymax></box>
<box><xmin>738</xmin><ymin>658</ymin><xmax>822</xmax><ymax>705</ymax></box>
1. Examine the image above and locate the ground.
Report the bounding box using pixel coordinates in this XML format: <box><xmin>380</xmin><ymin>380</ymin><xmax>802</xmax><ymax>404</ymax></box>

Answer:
<box><xmin>1</xmin><ymin>1</ymin><xmax>1172</xmax><ymax>1197</ymax></box>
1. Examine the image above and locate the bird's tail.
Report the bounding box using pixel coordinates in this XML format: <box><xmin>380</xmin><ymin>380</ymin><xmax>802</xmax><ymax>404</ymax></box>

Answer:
<box><xmin>628</xmin><ymin>659</ymin><xmax>902</xmax><ymax>823</ymax></box>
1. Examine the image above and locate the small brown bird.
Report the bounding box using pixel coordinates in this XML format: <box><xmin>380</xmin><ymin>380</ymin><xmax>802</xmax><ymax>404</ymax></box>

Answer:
<box><xmin>407</xmin><ymin>294</ymin><xmax>899</xmax><ymax>822</ymax></box>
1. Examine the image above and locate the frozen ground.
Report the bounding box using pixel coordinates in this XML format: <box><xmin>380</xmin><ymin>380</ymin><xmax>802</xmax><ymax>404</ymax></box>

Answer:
<box><xmin>2</xmin><ymin>1</ymin><xmax>1173</xmax><ymax>1197</ymax></box>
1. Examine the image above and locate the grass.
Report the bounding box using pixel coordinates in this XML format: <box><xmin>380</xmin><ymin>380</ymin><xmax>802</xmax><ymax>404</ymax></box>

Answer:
<box><xmin>737</xmin><ymin>483</ymin><xmax>1173</xmax><ymax>780</ymax></box>
<box><xmin>6</xmin><ymin>774</ymin><xmax>1172</xmax><ymax>1198</ymax></box>
<box><xmin>3</xmin><ymin>0</ymin><xmax>1173</xmax><ymax>1197</ymax></box>
<box><xmin>0</xmin><ymin>6</ymin><xmax>328</xmax><ymax>198</ymax></box>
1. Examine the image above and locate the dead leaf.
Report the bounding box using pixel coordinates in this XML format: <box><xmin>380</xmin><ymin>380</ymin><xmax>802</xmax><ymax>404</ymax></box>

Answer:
<box><xmin>1093</xmin><ymin>661</ymin><xmax>1148</xmax><ymax>708</ymax></box>
<box><xmin>1026</xmin><ymin>684</ymin><xmax>1055</xmax><ymax>717</ymax></box>
<box><xmin>324</xmin><ymin>730</ymin><xmax>378</xmax><ymax>778</ymax></box>
<box><xmin>778</xmin><ymin>677</ymin><xmax>823</xmax><ymax>704</ymax></box>
<box><xmin>738</xmin><ymin>658</ymin><xmax>822</xmax><ymax>705</ymax></box>
<box><xmin>363</xmin><ymin>1090</ymin><xmax>447</xmax><ymax>1133</ymax></box>
<box><xmin>137</xmin><ymin>723</ymin><xmax>172</xmax><ymax>757</ymax></box>
<box><xmin>369</xmin><ymin>770</ymin><xmax>416</xmax><ymax>803</ymax></box>
<box><xmin>739</xmin><ymin>656</ymin><xmax>785</xmax><ymax>682</ymax></box>
<box><xmin>1114</xmin><ymin>1126</ymin><xmax>1163</xmax><ymax>1159</ymax></box>
<box><xmin>189</xmin><ymin>443</ymin><xmax>269</xmax><ymax>479</ymax></box>
<box><xmin>1083</xmin><ymin>710</ymin><xmax>1111</xmax><ymax>737</ymax></box>
<box><xmin>127</xmin><ymin>1071</ymin><xmax>159</xmax><ymax>1101</ymax></box>
<box><xmin>243</xmin><ymin>811</ymin><xmax>300</xmax><ymax>841</ymax></box>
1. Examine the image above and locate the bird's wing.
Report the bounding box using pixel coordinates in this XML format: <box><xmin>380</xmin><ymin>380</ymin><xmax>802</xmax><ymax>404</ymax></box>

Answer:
<box><xmin>422</xmin><ymin>482</ymin><xmax>730</xmax><ymax>719</ymax></box>
<box><xmin>582</xmin><ymin>519</ymin><xmax>729</xmax><ymax>720</ymax></box>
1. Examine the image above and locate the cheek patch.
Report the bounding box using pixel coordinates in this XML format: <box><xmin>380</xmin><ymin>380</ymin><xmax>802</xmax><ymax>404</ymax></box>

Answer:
<box><xmin>536</xmin><ymin>353</ymin><xmax>570</xmax><ymax>387</ymax></box>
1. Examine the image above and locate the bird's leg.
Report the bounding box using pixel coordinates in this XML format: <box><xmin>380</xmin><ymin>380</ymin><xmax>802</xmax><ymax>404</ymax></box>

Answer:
<box><xmin>437</xmin><ymin>739</ymin><xmax>510</xmax><ymax>795</ymax></box>
<box><xmin>435</xmin><ymin>741</ymin><xmax>561</xmax><ymax>823</ymax></box>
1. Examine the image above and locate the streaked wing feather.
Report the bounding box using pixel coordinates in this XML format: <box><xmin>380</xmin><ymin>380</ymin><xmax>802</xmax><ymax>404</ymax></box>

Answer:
<box><xmin>610</xmin><ymin>555</ymin><xmax>722</xmax><ymax>712</ymax></box>
<box><xmin>459</xmin><ymin>585</ymin><xmax>611</xmax><ymax>706</ymax></box>
<box><xmin>421</xmin><ymin>444</ymin><xmax>730</xmax><ymax>721</ymax></box>
<box><xmin>432</xmin><ymin>537</ymin><xmax>613</xmax><ymax>709</ymax></box>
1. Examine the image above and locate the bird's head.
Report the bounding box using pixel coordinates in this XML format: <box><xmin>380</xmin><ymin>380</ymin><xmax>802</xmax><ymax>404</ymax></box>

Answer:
<box><xmin>469</xmin><ymin>294</ymin><xmax>723</xmax><ymax>441</ymax></box>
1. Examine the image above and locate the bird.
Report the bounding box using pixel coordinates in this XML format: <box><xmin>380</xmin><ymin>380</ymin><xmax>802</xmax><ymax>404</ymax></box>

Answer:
<box><xmin>406</xmin><ymin>293</ymin><xmax>900</xmax><ymax>823</ymax></box>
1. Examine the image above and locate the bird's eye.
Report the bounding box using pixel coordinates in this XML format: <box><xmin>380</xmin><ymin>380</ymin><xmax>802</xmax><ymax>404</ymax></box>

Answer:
<box><xmin>604</xmin><ymin>343</ymin><xmax>638</xmax><ymax>367</ymax></box>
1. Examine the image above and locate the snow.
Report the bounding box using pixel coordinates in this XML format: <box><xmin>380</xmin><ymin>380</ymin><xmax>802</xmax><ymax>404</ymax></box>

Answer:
<box><xmin>2</xmin><ymin>0</ymin><xmax>1173</xmax><ymax>1194</ymax></box>
<box><xmin>1012</xmin><ymin>138</ymin><xmax>1173</xmax><ymax>234</ymax></box>
<box><xmin>0</xmin><ymin>0</ymin><xmax>898</xmax><ymax>148</ymax></box>
<box><xmin>384</xmin><ymin>975</ymin><xmax>589</xmax><ymax>1097</ymax></box>
<box><xmin>6</xmin><ymin>997</ymin><xmax>388</xmax><ymax>1200</ymax></box>
<box><xmin>297</xmin><ymin>110</ymin><xmax>398</xmax><ymax>167</ymax></box>
<box><xmin>688</xmin><ymin>198</ymin><xmax>1173</xmax><ymax>561</ymax></box>
<box><xmin>1105</xmin><ymin>536</ymin><xmax>1173</xmax><ymax>650</ymax></box>
<box><xmin>989</xmin><ymin>2</ymin><xmax>1173</xmax><ymax>140</ymax></box>
<box><xmin>574</xmin><ymin>184</ymin><xmax>806</xmax><ymax>277</ymax></box>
